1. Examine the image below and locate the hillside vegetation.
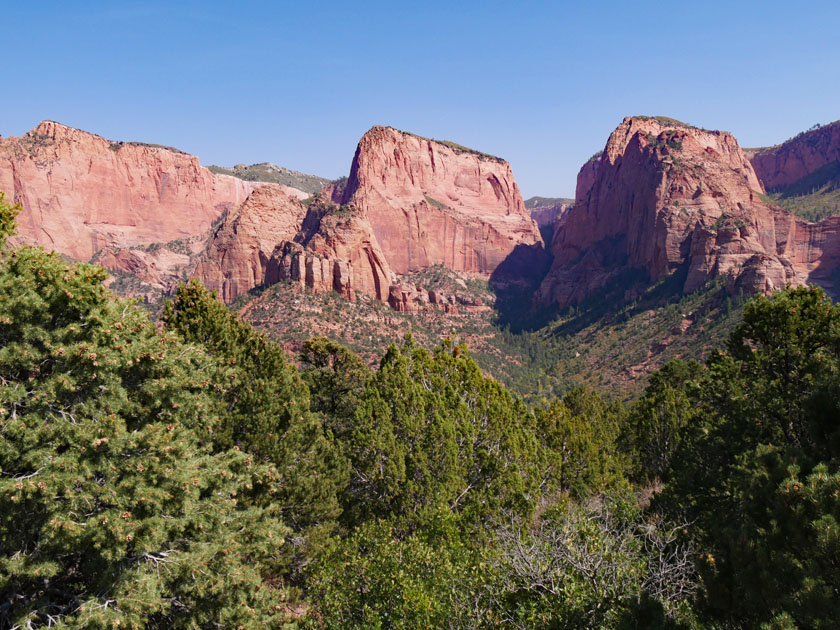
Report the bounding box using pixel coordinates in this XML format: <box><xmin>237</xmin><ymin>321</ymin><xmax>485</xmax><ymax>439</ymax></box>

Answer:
<box><xmin>761</xmin><ymin>160</ymin><xmax>840</xmax><ymax>221</ymax></box>
<box><xmin>207</xmin><ymin>162</ymin><xmax>331</xmax><ymax>193</ymax></box>
<box><xmin>3</xmin><ymin>192</ymin><xmax>839</xmax><ymax>628</ymax></box>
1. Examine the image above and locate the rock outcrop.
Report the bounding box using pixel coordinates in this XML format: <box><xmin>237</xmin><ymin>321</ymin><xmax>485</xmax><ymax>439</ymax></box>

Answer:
<box><xmin>194</xmin><ymin>126</ymin><xmax>543</xmax><ymax>307</ymax></box>
<box><xmin>192</xmin><ymin>186</ymin><xmax>308</xmax><ymax>302</ymax></box>
<box><xmin>193</xmin><ymin>190</ymin><xmax>394</xmax><ymax>303</ymax></box>
<box><xmin>537</xmin><ymin>116</ymin><xmax>840</xmax><ymax>308</ymax></box>
<box><xmin>525</xmin><ymin>196</ymin><xmax>574</xmax><ymax>228</ymax></box>
<box><xmin>338</xmin><ymin>126</ymin><xmax>543</xmax><ymax>275</ymax></box>
<box><xmin>267</xmin><ymin>204</ymin><xmax>394</xmax><ymax>302</ymax></box>
<box><xmin>0</xmin><ymin>121</ymin><xmax>255</xmax><ymax>261</ymax></box>
<box><xmin>747</xmin><ymin>121</ymin><xmax>840</xmax><ymax>192</ymax></box>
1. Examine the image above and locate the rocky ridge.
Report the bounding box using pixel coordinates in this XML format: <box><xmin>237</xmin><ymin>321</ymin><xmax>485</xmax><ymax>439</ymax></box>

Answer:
<box><xmin>537</xmin><ymin>116</ymin><xmax>840</xmax><ymax>309</ymax></box>
<box><xmin>0</xmin><ymin>121</ymin><xmax>258</xmax><ymax>261</ymax></box>
<box><xmin>193</xmin><ymin>126</ymin><xmax>544</xmax><ymax>310</ymax></box>
<box><xmin>207</xmin><ymin>162</ymin><xmax>331</xmax><ymax>195</ymax></box>
<box><xmin>746</xmin><ymin>121</ymin><xmax>840</xmax><ymax>192</ymax></box>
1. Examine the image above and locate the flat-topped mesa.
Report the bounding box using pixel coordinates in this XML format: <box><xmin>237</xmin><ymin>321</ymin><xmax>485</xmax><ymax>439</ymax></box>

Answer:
<box><xmin>746</xmin><ymin>120</ymin><xmax>840</xmax><ymax>192</ymax></box>
<box><xmin>0</xmin><ymin>121</ymin><xmax>255</xmax><ymax>261</ymax></box>
<box><xmin>536</xmin><ymin>116</ymin><xmax>840</xmax><ymax>308</ymax></box>
<box><xmin>338</xmin><ymin>126</ymin><xmax>543</xmax><ymax>275</ymax></box>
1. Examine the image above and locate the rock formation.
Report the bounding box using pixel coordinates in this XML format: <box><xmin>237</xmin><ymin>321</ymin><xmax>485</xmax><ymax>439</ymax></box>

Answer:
<box><xmin>537</xmin><ymin>116</ymin><xmax>840</xmax><ymax>308</ymax></box>
<box><xmin>194</xmin><ymin>126</ymin><xmax>544</xmax><ymax>307</ymax></box>
<box><xmin>192</xmin><ymin>186</ymin><xmax>309</xmax><ymax>302</ymax></box>
<box><xmin>192</xmin><ymin>189</ymin><xmax>395</xmax><ymax>303</ymax></box>
<box><xmin>746</xmin><ymin>121</ymin><xmax>840</xmax><ymax>192</ymax></box>
<box><xmin>0</xmin><ymin>121</ymin><xmax>255</xmax><ymax>261</ymax></box>
<box><xmin>337</xmin><ymin>126</ymin><xmax>543</xmax><ymax>275</ymax></box>
<box><xmin>525</xmin><ymin>196</ymin><xmax>574</xmax><ymax>228</ymax></box>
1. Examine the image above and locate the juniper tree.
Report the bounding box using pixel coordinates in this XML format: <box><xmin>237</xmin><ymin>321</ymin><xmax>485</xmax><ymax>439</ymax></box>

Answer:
<box><xmin>0</xmin><ymin>238</ymin><xmax>295</xmax><ymax>628</ymax></box>
<box><xmin>162</xmin><ymin>280</ymin><xmax>349</xmax><ymax>554</ymax></box>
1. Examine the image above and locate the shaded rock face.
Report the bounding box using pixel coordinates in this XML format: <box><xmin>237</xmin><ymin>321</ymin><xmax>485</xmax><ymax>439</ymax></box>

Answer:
<box><xmin>339</xmin><ymin>126</ymin><xmax>543</xmax><ymax>275</ymax></box>
<box><xmin>537</xmin><ymin>117</ymin><xmax>840</xmax><ymax>309</ymax></box>
<box><xmin>747</xmin><ymin>121</ymin><xmax>840</xmax><ymax>192</ymax></box>
<box><xmin>0</xmin><ymin>121</ymin><xmax>255</xmax><ymax>261</ymax></box>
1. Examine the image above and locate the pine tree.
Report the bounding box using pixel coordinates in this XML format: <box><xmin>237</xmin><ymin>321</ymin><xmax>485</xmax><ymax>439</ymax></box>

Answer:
<box><xmin>162</xmin><ymin>280</ymin><xmax>349</xmax><ymax>544</ymax></box>
<box><xmin>0</xmin><ymin>245</ymin><xmax>295</xmax><ymax>628</ymax></box>
<box><xmin>345</xmin><ymin>335</ymin><xmax>544</xmax><ymax>527</ymax></box>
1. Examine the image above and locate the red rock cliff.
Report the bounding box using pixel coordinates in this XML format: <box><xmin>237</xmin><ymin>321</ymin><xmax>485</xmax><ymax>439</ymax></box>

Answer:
<box><xmin>194</xmin><ymin>126</ymin><xmax>540</xmax><ymax>305</ymax></box>
<box><xmin>0</xmin><ymin>121</ymin><xmax>254</xmax><ymax>261</ymax></box>
<box><xmin>192</xmin><ymin>189</ymin><xmax>394</xmax><ymax>303</ymax></box>
<box><xmin>747</xmin><ymin>121</ymin><xmax>840</xmax><ymax>191</ymax></box>
<box><xmin>192</xmin><ymin>186</ymin><xmax>308</xmax><ymax>302</ymax></box>
<box><xmin>340</xmin><ymin>126</ymin><xmax>543</xmax><ymax>275</ymax></box>
<box><xmin>537</xmin><ymin>117</ymin><xmax>840</xmax><ymax>308</ymax></box>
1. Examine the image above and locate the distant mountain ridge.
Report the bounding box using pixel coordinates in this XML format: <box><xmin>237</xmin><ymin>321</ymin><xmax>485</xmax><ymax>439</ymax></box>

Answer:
<box><xmin>207</xmin><ymin>162</ymin><xmax>331</xmax><ymax>194</ymax></box>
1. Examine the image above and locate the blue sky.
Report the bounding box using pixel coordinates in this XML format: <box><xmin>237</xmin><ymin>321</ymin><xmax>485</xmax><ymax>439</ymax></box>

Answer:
<box><xmin>3</xmin><ymin>1</ymin><xmax>839</xmax><ymax>197</ymax></box>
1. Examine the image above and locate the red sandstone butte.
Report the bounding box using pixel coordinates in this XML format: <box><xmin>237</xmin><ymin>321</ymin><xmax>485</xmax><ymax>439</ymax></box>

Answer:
<box><xmin>0</xmin><ymin>121</ymin><xmax>255</xmax><ymax>261</ymax></box>
<box><xmin>337</xmin><ymin>126</ymin><xmax>543</xmax><ymax>275</ymax></box>
<box><xmin>746</xmin><ymin>120</ymin><xmax>840</xmax><ymax>191</ymax></box>
<box><xmin>537</xmin><ymin>117</ymin><xmax>840</xmax><ymax>308</ymax></box>
<box><xmin>192</xmin><ymin>186</ymin><xmax>309</xmax><ymax>303</ymax></box>
<box><xmin>195</xmin><ymin>126</ymin><xmax>542</xmax><ymax>305</ymax></box>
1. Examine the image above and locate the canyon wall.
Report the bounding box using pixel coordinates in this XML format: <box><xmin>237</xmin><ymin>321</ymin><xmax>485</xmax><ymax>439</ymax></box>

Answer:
<box><xmin>747</xmin><ymin>121</ymin><xmax>840</xmax><ymax>191</ymax></box>
<box><xmin>339</xmin><ymin>126</ymin><xmax>543</xmax><ymax>275</ymax></box>
<box><xmin>0</xmin><ymin>121</ymin><xmax>255</xmax><ymax>261</ymax></box>
<box><xmin>538</xmin><ymin>117</ymin><xmax>840</xmax><ymax>308</ymax></box>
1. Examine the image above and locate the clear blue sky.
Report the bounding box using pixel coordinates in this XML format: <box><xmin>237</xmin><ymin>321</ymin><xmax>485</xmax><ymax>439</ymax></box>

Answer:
<box><xmin>3</xmin><ymin>1</ymin><xmax>839</xmax><ymax>198</ymax></box>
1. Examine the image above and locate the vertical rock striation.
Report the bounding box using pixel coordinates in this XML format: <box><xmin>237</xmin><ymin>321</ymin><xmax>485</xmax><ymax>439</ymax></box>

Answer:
<box><xmin>537</xmin><ymin>117</ymin><xmax>840</xmax><ymax>308</ymax></box>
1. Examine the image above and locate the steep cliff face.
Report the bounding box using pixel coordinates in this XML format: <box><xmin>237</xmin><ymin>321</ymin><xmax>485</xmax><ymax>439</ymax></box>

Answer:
<box><xmin>747</xmin><ymin>121</ymin><xmax>840</xmax><ymax>192</ymax></box>
<box><xmin>0</xmin><ymin>121</ymin><xmax>255</xmax><ymax>261</ymax></box>
<box><xmin>339</xmin><ymin>126</ymin><xmax>543</xmax><ymax>275</ymax></box>
<box><xmin>267</xmin><ymin>201</ymin><xmax>394</xmax><ymax>302</ymax></box>
<box><xmin>537</xmin><ymin>117</ymin><xmax>840</xmax><ymax>308</ymax></box>
<box><xmin>192</xmin><ymin>190</ymin><xmax>394</xmax><ymax>304</ymax></box>
<box><xmin>192</xmin><ymin>186</ymin><xmax>308</xmax><ymax>302</ymax></box>
<box><xmin>194</xmin><ymin>126</ymin><xmax>542</xmax><ymax>306</ymax></box>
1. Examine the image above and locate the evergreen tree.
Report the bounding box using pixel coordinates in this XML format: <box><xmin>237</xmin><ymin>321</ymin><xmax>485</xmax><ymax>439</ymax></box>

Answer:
<box><xmin>0</xmin><ymin>245</ymin><xmax>295</xmax><ymax>628</ymax></box>
<box><xmin>660</xmin><ymin>286</ymin><xmax>840</xmax><ymax>628</ymax></box>
<box><xmin>536</xmin><ymin>388</ymin><xmax>629</xmax><ymax>498</ymax></box>
<box><xmin>299</xmin><ymin>336</ymin><xmax>371</xmax><ymax>442</ymax></box>
<box><xmin>162</xmin><ymin>281</ymin><xmax>349</xmax><ymax>553</ymax></box>
<box><xmin>345</xmin><ymin>335</ymin><xmax>545</xmax><ymax>527</ymax></box>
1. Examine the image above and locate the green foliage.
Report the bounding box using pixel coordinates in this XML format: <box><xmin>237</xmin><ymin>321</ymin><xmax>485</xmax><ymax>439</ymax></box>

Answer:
<box><xmin>0</xmin><ymin>191</ymin><xmax>21</xmax><ymax>249</ymax></box>
<box><xmin>344</xmin><ymin>335</ymin><xmax>545</xmax><ymax>527</ymax></box>
<box><xmin>422</xmin><ymin>193</ymin><xmax>449</xmax><ymax>210</ymax></box>
<box><xmin>657</xmin><ymin>286</ymin><xmax>840</xmax><ymax>628</ymax></box>
<box><xmin>0</xmin><ymin>247</ymin><xmax>295</xmax><ymax>628</ymax></box>
<box><xmin>536</xmin><ymin>389</ymin><xmax>629</xmax><ymax>497</ymax></box>
<box><xmin>305</xmin><ymin>511</ymin><xmax>482</xmax><ymax>629</ymax></box>
<box><xmin>162</xmin><ymin>280</ymin><xmax>349</xmax><ymax>535</ymax></box>
<box><xmin>300</xmin><ymin>336</ymin><xmax>371</xmax><ymax>441</ymax></box>
<box><xmin>625</xmin><ymin>360</ymin><xmax>703</xmax><ymax>481</ymax></box>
